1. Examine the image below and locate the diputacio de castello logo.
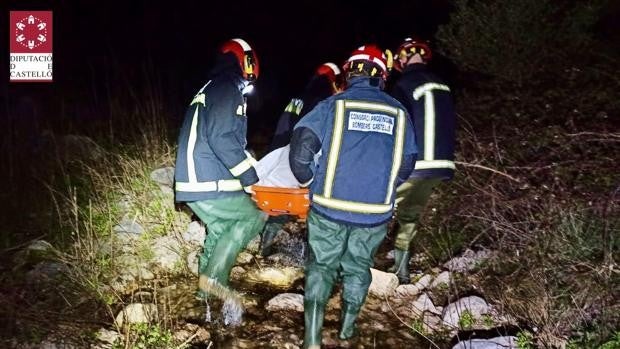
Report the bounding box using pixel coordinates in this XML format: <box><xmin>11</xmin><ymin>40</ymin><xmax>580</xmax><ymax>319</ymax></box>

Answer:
<box><xmin>10</xmin><ymin>11</ymin><xmax>53</xmax><ymax>82</ymax></box>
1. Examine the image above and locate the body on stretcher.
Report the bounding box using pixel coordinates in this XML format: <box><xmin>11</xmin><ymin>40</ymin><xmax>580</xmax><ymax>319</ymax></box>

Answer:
<box><xmin>252</xmin><ymin>145</ymin><xmax>311</xmax><ymax>220</ymax></box>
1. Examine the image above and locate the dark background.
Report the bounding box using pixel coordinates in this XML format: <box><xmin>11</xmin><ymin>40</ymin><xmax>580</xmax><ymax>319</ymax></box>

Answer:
<box><xmin>1</xmin><ymin>0</ymin><xmax>454</xmax><ymax>143</ymax></box>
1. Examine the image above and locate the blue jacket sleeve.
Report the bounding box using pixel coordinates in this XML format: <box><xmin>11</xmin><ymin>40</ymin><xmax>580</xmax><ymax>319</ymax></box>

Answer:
<box><xmin>289</xmin><ymin>101</ymin><xmax>327</xmax><ymax>186</ymax></box>
<box><xmin>203</xmin><ymin>83</ymin><xmax>258</xmax><ymax>187</ymax></box>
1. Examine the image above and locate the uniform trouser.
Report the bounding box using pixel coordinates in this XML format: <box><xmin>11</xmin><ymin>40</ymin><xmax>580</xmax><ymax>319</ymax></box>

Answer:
<box><xmin>304</xmin><ymin>211</ymin><xmax>386</xmax><ymax>346</ymax></box>
<box><xmin>394</xmin><ymin>178</ymin><xmax>442</xmax><ymax>251</ymax></box>
<box><xmin>187</xmin><ymin>194</ymin><xmax>267</xmax><ymax>289</ymax></box>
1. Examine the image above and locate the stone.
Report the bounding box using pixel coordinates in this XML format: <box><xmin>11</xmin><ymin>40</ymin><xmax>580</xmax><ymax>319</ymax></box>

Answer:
<box><xmin>150</xmin><ymin>167</ymin><xmax>175</xmax><ymax>188</ymax></box>
<box><xmin>182</xmin><ymin>221</ymin><xmax>205</xmax><ymax>246</ymax></box>
<box><xmin>430</xmin><ymin>271</ymin><xmax>452</xmax><ymax>289</ymax></box>
<box><xmin>412</xmin><ymin>274</ymin><xmax>433</xmax><ymax>290</ymax></box>
<box><xmin>245</xmin><ymin>266</ymin><xmax>304</xmax><ymax>289</ymax></box>
<box><xmin>95</xmin><ymin>328</ymin><xmax>121</xmax><ymax>346</ymax></box>
<box><xmin>187</xmin><ymin>249</ymin><xmax>199</xmax><ymax>275</ymax></box>
<box><xmin>411</xmin><ymin>293</ymin><xmax>441</xmax><ymax>316</ymax></box>
<box><xmin>113</xmin><ymin>214</ymin><xmax>144</xmax><ymax>235</ymax></box>
<box><xmin>443</xmin><ymin>249</ymin><xmax>492</xmax><ymax>273</ymax></box>
<box><xmin>442</xmin><ymin>296</ymin><xmax>491</xmax><ymax>328</ymax></box>
<box><xmin>245</xmin><ymin>235</ymin><xmax>261</xmax><ymax>253</ymax></box>
<box><xmin>265</xmin><ymin>293</ymin><xmax>304</xmax><ymax>312</ymax></box>
<box><xmin>236</xmin><ymin>251</ymin><xmax>253</xmax><ymax>265</ymax></box>
<box><xmin>151</xmin><ymin>235</ymin><xmax>182</xmax><ymax>272</ymax></box>
<box><xmin>368</xmin><ymin>268</ymin><xmax>399</xmax><ymax>297</ymax></box>
<box><xmin>451</xmin><ymin>336</ymin><xmax>517</xmax><ymax>349</ymax></box>
<box><xmin>230</xmin><ymin>266</ymin><xmax>246</xmax><ymax>280</ymax></box>
<box><xmin>394</xmin><ymin>284</ymin><xmax>423</xmax><ymax>299</ymax></box>
<box><xmin>114</xmin><ymin>303</ymin><xmax>158</xmax><ymax>328</ymax></box>
<box><xmin>26</xmin><ymin>262</ymin><xmax>69</xmax><ymax>283</ymax></box>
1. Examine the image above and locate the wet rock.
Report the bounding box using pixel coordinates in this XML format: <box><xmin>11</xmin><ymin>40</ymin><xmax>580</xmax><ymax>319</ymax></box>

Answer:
<box><xmin>114</xmin><ymin>303</ymin><xmax>158</xmax><ymax>328</ymax></box>
<box><xmin>151</xmin><ymin>235</ymin><xmax>183</xmax><ymax>272</ymax></box>
<box><xmin>368</xmin><ymin>268</ymin><xmax>398</xmax><ymax>297</ymax></box>
<box><xmin>245</xmin><ymin>235</ymin><xmax>261</xmax><ymax>254</ymax></box>
<box><xmin>14</xmin><ymin>240</ymin><xmax>57</xmax><ymax>268</ymax></box>
<box><xmin>182</xmin><ymin>221</ymin><xmax>205</xmax><ymax>246</ymax></box>
<box><xmin>245</xmin><ymin>266</ymin><xmax>304</xmax><ymax>289</ymax></box>
<box><xmin>150</xmin><ymin>167</ymin><xmax>175</xmax><ymax>188</ymax></box>
<box><xmin>230</xmin><ymin>266</ymin><xmax>246</xmax><ymax>280</ymax></box>
<box><xmin>452</xmin><ymin>336</ymin><xmax>517</xmax><ymax>349</ymax></box>
<box><xmin>444</xmin><ymin>249</ymin><xmax>492</xmax><ymax>273</ymax></box>
<box><xmin>236</xmin><ymin>251</ymin><xmax>253</xmax><ymax>265</ymax></box>
<box><xmin>173</xmin><ymin>323</ymin><xmax>211</xmax><ymax>344</ymax></box>
<box><xmin>442</xmin><ymin>296</ymin><xmax>490</xmax><ymax>328</ymax></box>
<box><xmin>411</xmin><ymin>293</ymin><xmax>441</xmax><ymax>316</ymax></box>
<box><xmin>266</xmin><ymin>293</ymin><xmax>304</xmax><ymax>312</ymax></box>
<box><xmin>266</xmin><ymin>252</ymin><xmax>302</xmax><ymax>266</ymax></box>
<box><xmin>113</xmin><ymin>214</ymin><xmax>144</xmax><ymax>235</ymax></box>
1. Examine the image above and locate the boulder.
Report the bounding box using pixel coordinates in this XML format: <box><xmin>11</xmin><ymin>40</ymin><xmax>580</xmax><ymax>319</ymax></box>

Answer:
<box><xmin>265</xmin><ymin>293</ymin><xmax>304</xmax><ymax>312</ymax></box>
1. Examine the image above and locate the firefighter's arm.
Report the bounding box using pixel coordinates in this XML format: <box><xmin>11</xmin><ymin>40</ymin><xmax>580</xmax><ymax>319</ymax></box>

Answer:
<box><xmin>289</xmin><ymin>102</ymin><xmax>326</xmax><ymax>187</ymax></box>
<box><xmin>203</xmin><ymin>85</ymin><xmax>258</xmax><ymax>187</ymax></box>
<box><xmin>290</xmin><ymin>127</ymin><xmax>321</xmax><ymax>187</ymax></box>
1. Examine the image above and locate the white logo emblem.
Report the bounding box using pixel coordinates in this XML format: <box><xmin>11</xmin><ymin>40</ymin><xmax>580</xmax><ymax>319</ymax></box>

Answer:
<box><xmin>15</xmin><ymin>15</ymin><xmax>48</xmax><ymax>50</ymax></box>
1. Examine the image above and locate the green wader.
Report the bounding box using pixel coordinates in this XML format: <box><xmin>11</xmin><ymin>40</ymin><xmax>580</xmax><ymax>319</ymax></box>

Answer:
<box><xmin>260</xmin><ymin>215</ymin><xmax>290</xmax><ymax>257</ymax></box>
<box><xmin>187</xmin><ymin>194</ymin><xmax>267</xmax><ymax>301</ymax></box>
<box><xmin>390</xmin><ymin>177</ymin><xmax>441</xmax><ymax>284</ymax></box>
<box><xmin>303</xmin><ymin>211</ymin><xmax>387</xmax><ymax>348</ymax></box>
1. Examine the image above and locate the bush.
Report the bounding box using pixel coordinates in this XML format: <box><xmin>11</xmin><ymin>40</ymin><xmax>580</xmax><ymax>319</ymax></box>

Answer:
<box><xmin>436</xmin><ymin>0</ymin><xmax>604</xmax><ymax>85</ymax></box>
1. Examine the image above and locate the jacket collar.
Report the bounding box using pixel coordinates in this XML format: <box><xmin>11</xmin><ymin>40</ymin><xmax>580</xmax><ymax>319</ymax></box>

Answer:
<box><xmin>346</xmin><ymin>76</ymin><xmax>384</xmax><ymax>90</ymax></box>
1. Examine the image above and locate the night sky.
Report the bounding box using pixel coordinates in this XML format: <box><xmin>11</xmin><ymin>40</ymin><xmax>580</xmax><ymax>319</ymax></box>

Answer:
<box><xmin>1</xmin><ymin>0</ymin><xmax>453</xmax><ymax>142</ymax></box>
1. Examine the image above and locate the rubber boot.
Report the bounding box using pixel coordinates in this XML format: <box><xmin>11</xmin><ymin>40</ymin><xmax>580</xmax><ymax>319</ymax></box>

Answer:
<box><xmin>260</xmin><ymin>220</ymin><xmax>280</xmax><ymax>257</ymax></box>
<box><xmin>389</xmin><ymin>249</ymin><xmax>411</xmax><ymax>284</ymax></box>
<box><xmin>338</xmin><ymin>304</ymin><xmax>361</xmax><ymax>340</ymax></box>
<box><xmin>304</xmin><ymin>300</ymin><xmax>325</xmax><ymax>349</ymax></box>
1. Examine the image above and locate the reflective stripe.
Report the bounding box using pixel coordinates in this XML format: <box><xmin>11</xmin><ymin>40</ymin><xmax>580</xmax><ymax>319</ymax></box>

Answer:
<box><xmin>412</xmin><ymin>83</ymin><xmax>450</xmax><ymax>161</ymax></box>
<box><xmin>324</xmin><ymin>62</ymin><xmax>341</xmax><ymax>75</ymax></box>
<box><xmin>229</xmin><ymin>159</ymin><xmax>252</xmax><ymax>177</ymax></box>
<box><xmin>229</xmin><ymin>151</ymin><xmax>258</xmax><ymax>177</ymax></box>
<box><xmin>346</xmin><ymin>54</ymin><xmax>387</xmax><ymax>72</ymax></box>
<box><xmin>414</xmin><ymin>160</ymin><xmax>455</xmax><ymax>170</ymax></box>
<box><xmin>232</xmin><ymin>38</ymin><xmax>252</xmax><ymax>51</ymax></box>
<box><xmin>175</xmin><ymin>179</ymin><xmax>242</xmax><ymax>192</ymax></box>
<box><xmin>244</xmin><ymin>150</ymin><xmax>258</xmax><ymax>166</ymax></box>
<box><xmin>313</xmin><ymin>195</ymin><xmax>393</xmax><ymax>214</ymax></box>
<box><xmin>344</xmin><ymin>101</ymin><xmax>398</xmax><ymax>115</ymax></box>
<box><xmin>323</xmin><ymin>100</ymin><xmax>345</xmax><ymax>198</ymax></box>
<box><xmin>285</xmin><ymin>98</ymin><xmax>304</xmax><ymax>114</ymax></box>
<box><xmin>186</xmin><ymin>107</ymin><xmax>200</xmax><ymax>183</ymax></box>
<box><xmin>412</xmin><ymin>83</ymin><xmax>450</xmax><ymax>100</ymax></box>
<box><xmin>424</xmin><ymin>91</ymin><xmax>435</xmax><ymax>160</ymax></box>
<box><xmin>384</xmin><ymin>109</ymin><xmax>406</xmax><ymax>204</ymax></box>
<box><xmin>191</xmin><ymin>93</ymin><xmax>205</xmax><ymax>106</ymax></box>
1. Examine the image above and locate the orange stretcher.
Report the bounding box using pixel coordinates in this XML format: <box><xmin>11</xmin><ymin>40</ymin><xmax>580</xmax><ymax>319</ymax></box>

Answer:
<box><xmin>252</xmin><ymin>185</ymin><xmax>310</xmax><ymax>219</ymax></box>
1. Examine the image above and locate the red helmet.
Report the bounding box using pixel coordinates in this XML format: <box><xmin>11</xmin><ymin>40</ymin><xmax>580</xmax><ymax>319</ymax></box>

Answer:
<box><xmin>220</xmin><ymin>38</ymin><xmax>260</xmax><ymax>81</ymax></box>
<box><xmin>316</xmin><ymin>62</ymin><xmax>343</xmax><ymax>93</ymax></box>
<box><xmin>396</xmin><ymin>37</ymin><xmax>432</xmax><ymax>70</ymax></box>
<box><xmin>343</xmin><ymin>44</ymin><xmax>388</xmax><ymax>79</ymax></box>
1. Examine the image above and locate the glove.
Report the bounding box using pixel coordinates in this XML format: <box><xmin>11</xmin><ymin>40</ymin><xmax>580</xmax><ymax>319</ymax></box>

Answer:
<box><xmin>243</xmin><ymin>185</ymin><xmax>255</xmax><ymax>195</ymax></box>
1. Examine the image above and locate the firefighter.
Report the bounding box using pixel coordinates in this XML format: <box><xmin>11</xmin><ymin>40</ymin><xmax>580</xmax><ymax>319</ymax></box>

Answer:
<box><xmin>260</xmin><ymin>62</ymin><xmax>343</xmax><ymax>257</ymax></box>
<box><xmin>173</xmin><ymin>38</ymin><xmax>267</xmax><ymax>322</ymax></box>
<box><xmin>388</xmin><ymin>37</ymin><xmax>457</xmax><ymax>284</ymax></box>
<box><xmin>290</xmin><ymin>45</ymin><xmax>417</xmax><ymax>348</ymax></box>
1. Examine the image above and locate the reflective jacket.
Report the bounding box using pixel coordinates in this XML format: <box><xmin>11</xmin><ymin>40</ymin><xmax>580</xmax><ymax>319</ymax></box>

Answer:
<box><xmin>390</xmin><ymin>63</ymin><xmax>456</xmax><ymax>180</ymax></box>
<box><xmin>174</xmin><ymin>56</ymin><xmax>258</xmax><ymax>202</ymax></box>
<box><xmin>290</xmin><ymin>77</ymin><xmax>417</xmax><ymax>226</ymax></box>
<box><xmin>269</xmin><ymin>75</ymin><xmax>334</xmax><ymax>151</ymax></box>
